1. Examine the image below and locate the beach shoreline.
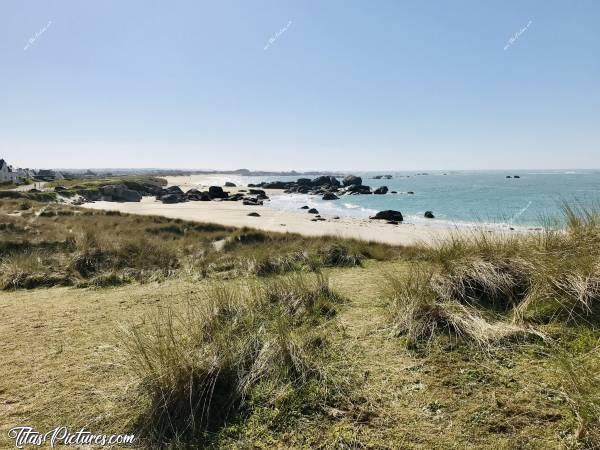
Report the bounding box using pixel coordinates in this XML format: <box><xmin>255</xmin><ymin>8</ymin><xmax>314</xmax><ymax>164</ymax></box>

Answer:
<box><xmin>79</xmin><ymin>175</ymin><xmax>532</xmax><ymax>246</ymax></box>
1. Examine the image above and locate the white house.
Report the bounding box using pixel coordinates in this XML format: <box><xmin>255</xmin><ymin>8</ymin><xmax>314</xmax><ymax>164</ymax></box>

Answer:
<box><xmin>0</xmin><ymin>159</ymin><xmax>18</xmax><ymax>183</ymax></box>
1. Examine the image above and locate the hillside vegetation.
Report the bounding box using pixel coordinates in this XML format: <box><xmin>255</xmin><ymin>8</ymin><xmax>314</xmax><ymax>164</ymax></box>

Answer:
<box><xmin>0</xmin><ymin>198</ymin><xmax>598</xmax><ymax>448</ymax></box>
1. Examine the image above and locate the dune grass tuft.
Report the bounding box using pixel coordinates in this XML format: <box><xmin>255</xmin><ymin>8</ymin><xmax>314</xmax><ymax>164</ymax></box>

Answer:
<box><xmin>120</xmin><ymin>274</ymin><xmax>344</xmax><ymax>446</ymax></box>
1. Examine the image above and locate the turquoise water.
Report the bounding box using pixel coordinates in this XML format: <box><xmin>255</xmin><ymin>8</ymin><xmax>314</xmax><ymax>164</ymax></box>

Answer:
<box><xmin>245</xmin><ymin>170</ymin><xmax>600</xmax><ymax>227</ymax></box>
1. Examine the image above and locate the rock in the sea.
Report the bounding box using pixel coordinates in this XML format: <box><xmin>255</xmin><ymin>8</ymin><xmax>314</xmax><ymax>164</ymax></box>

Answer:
<box><xmin>370</xmin><ymin>210</ymin><xmax>404</xmax><ymax>222</ymax></box>
<box><xmin>391</xmin><ymin>191</ymin><xmax>398</xmax><ymax>194</ymax></box>
<box><xmin>343</xmin><ymin>175</ymin><xmax>362</xmax><ymax>186</ymax></box>
<box><xmin>343</xmin><ymin>184</ymin><xmax>371</xmax><ymax>194</ymax></box>
<box><xmin>514</xmin><ymin>175</ymin><xmax>520</xmax><ymax>179</ymax></box>
<box><xmin>225</xmin><ymin>182</ymin><xmax>236</xmax><ymax>187</ymax></box>
<box><xmin>247</xmin><ymin>212</ymin><xmax>260</xmax><ymax>217</ymax></box>
<box><xmin>424</xmin><ymin>211</ymin><xmax>435</xmax><ymax>219</ymax></box>
<box><xmin>333</xmin><ymin>216</ymin><xmax>340</xmax><ymax>219</ymax></box>
<box><xmin>300</xmin><ymin>205</ymin><xmax>309</xmax><ymax>209</ymax></box>
<box><xmin>506</xmin><ymin>175</ymin><xmax>512</xmax><ymax>179</ymax></box>
<box><xmin>262</xmin><ymin>181</ymin><xmax>293</xmax><ymax>189</ymax></box>
<box><xmin>407</xmin><ymin>191</ymin><xmax>414</xmax><ymax>195</ymax></box>
<box><xmin>308</xmin><ymin>208</ymin><xmax>319</xmax><ymax>214</ymax></box>
<box><xmin>374</xmin><ymin>186</ymin><xmax>388</xmax><ymax>195</ymax></box>
<box><xmin>322</xmin><ymin>192</ymin><xmax>339</xmax><ymax>200</ymax></box>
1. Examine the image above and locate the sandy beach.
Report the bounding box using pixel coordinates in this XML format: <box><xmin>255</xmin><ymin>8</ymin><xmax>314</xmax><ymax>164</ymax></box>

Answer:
<box><xmin>78</xmin><ymin>175</ymin><xmax>527</xmax><ymax>246</ymax></box>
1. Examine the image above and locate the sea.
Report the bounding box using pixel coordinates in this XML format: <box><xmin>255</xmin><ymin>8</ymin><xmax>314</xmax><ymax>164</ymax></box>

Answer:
<box><xmin>190</xmin><ymin>170</ymin><xmax>600</xmax><ymax>229</ymax></box>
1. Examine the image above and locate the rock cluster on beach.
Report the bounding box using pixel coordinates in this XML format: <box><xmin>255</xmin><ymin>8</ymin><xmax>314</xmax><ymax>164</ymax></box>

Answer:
<box><xmin>249</xmin><ymin>174</ymin><xmax>390</xmax><ymax>198</ymax></box>
<box><xmin>155</xmin><ymin>185</ymin><xmax>267</xmax><ymax>205</ymax></box>
<box><xmin>63</xmin><ymin>174</ymin><xmax>438</xmax><ymax>227</ymax></box>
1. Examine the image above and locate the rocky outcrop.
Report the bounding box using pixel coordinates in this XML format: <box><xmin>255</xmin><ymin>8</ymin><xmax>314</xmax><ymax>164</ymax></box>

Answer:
<box><xmin>208</xmin><ymin>186</ymin><xmax>228</xmax><ymax>199</ymax></box>
<box><xmin>100</xmin><ymin>184</ymin><xmax>142</xmax><ymax>202</ymax></box>
<box><xmin>160</xmin><ymin>193</ymin><xmax>185</xmax><ymax>204</ymax></box>
<box><xmin>225</xmin><ymin>182</ymin><xmax>236</xmax><ymax>187</ymax></box>
<box><xmin>424</xmin><ymin>211</ymin><xmax>435</xmax><ymax>219</ymax></box>
<box><xmin>343</xmin><ymin>175</ymin><xmax>362</xmax><ymax>186</ymax></box>
<box><xmin>247</xmin><ymin>212</ymin><xmax>260</xmax><ymax>217</ymax></box>
<box><xmin>165</xmin><ymin>185</ymin><xmax>184</xmax><ymax>195</ymax></box>
<box><xmin>370</xmin><ymin>210</ymin><xmax>403</xmax><ymax>222</ymax></box>
<box><xmin>308</xmin><ymin>208</ymin><xmax>319</xmax><ymax>214</ymax></box>
<box><xmin>374</xmin><ymin>186</ymin><xmax>388</xmax><ymax>195</ymax></box>
<box><xmin>342</xmin><ymin>184</ymin><xmax>371</xmax><ymax>195</ymax></box>
<box><xmin>249</xmin><ymin>174</ymin><xmax>374</xmax><ymax>197</ymax></box>
<box><xmin>322</xmin><ymin>192</ymin><xmax>339</xmax><ymax>200</ymax></box>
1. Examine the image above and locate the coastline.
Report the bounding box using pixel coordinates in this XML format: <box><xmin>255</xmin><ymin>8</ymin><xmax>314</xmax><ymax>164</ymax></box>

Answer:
<box><xmin>79</xmin><ymin>175</ymin><xmax>532</xmax><ymax>246</ymax></box>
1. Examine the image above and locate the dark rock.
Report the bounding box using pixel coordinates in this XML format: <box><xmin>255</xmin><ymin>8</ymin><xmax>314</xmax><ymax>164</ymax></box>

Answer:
<box><xmin>514</xmin><ymin>175</ymin><xmax>520</xmax><ymax>179</ymax></box>
<box><xmin>300</xmin><ymin>205</ymin><xmax>310</xmax><ymax>209</ymax></box>
<box><xmin>386</xmin><ymin>220</ymin><xmax>399</xmax><ymax>225</ymax></box>
<box><xmin>374</xmin><ymin>186</ymin><xmax>388</xmax><ymax>195</ymax></box>
<box><xmin>370</xmin><ymin>210</ymin><xmax>404</xmax><ymax>222</ymax></box>
<box><xmin>224</xmin><ymin>182</ymin><xmax>236</xmax><ymax>187</ymax></box>
<box><xmin>333</xmin><ymin>216</ymin><xmax>340</xmax><ymax>219</ymax></box>
<box><xmin>243</xmin><ymin>197</ymin><xmax>263</xmax><ymax>206</ymax></box>
<box><xmin>311</xmin><ymin>175</ymin><xmax>340</xmax><ymax>187</ymax></box>
<box><xmin>407</xmin><ymin>191</ymin><xmax>414</xmax><ymax>195</ymax></box>
<box><xmin>186</xmin><ymin>189</ymin><xmax>212</xmax><ymax>201</ymax></box>
<box><xmin>208</xmin><ymin>186</ymin><xmax>228</xmax><ymax>199</ymax></box>
<box><xmin>308</xmin><ymin>208</ymin><xmax>319</xmax><ymax>214</ymax></box>
<box><xmin>297</xmin><ymin>178</ymin><xmax>312</xmax><ymax>186</ymax></box>
<box><xmin>100</xmin><ymin>184</ymin><xmax>142</xmax><ymax>202</ymax></box>
<box><xmin>343</xmin><ymin>175</ymin><xmax>362</xmax><ymax>186</ymax></box>
<box><xmin>160</xmin><ymin>194</ymin><xmax>184</xmax><ymax>204</ymax></box>
<box><xmin>262</xmin><ymin>181</ymin><xmax>293</xmax><ymax>189</ymax></box>
<box><xmin>247</xmin><ymin>212</ymin><xmax>260</xmax><ymax>217</ymax></box>
<box><xmin>322</xmin><ymin>192</ymin><xmax>339</xmax><ymax>200</ymax></box>
<box><xmin>166</xmin><ymin>185</ymin><xmax>184</xmax><ymax>195</ymax></box>
<box><xmin>391</xmin><ymin>191</ymin><xmax>398</xmax><ymax>194</ymax></box>
<box><xmin>383</xmin><ymin>175</ymin><xmax>392</xmax><ymax>179</ymax></box>
<box><xmin>248</xmin><ymin>189</ymin><xmax>267</xmax><ymax>199</ymax></box>
<box><xmin>311</xmin><ymin>218</ymin><xmax>318</xmax><ymax>222</ymax></box>
<box><xmin>372</xmin><ymin>175</ymin><xmax>383</xmax><ymax>179</ymax></box>
<box><xmin>424</xmin><ymin>211</ymin><xmax>435</xmax><ymax>219</ymax></box>
<box><xmin>506</xmin><ymin>176</ymin><xmax>512</xmax><ymax>179</ymax></box>
<box><xmin>343</xmin><ymin>184</ymin><xmax>371</xmax><ymax>194</ymax></box>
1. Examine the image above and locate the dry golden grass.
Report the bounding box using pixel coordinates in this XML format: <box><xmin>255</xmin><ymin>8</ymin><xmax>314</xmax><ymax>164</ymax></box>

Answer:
<box><xmin>1</xmin><ymin>201</ymin><xmax>599</xmax><ymax>448</ymax></box>
<box><xmin>0</xmin><ymin>261</ymin><xmax>588</xmax><ymax>449</ymax></box>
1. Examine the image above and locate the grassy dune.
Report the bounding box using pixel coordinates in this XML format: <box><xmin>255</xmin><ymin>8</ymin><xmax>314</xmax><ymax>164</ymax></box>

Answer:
<box><xmin>0</xmin><ymin>198</ymin><xmax>599</xmax><ymax>448</ymax></box>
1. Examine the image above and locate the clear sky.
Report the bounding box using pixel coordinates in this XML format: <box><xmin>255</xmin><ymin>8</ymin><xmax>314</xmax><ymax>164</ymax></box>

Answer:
<box><xmin>1</xmin><ymin>0</ymin><xmax>599</xmax><ymax>171</ymax></box>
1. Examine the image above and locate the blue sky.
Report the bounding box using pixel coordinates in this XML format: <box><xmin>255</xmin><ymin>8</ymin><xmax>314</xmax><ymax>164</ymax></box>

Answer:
<box><xmin>1</xmin><ymin>0</ymin><xmax>599</xmax><ymax>170</ymax></box>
